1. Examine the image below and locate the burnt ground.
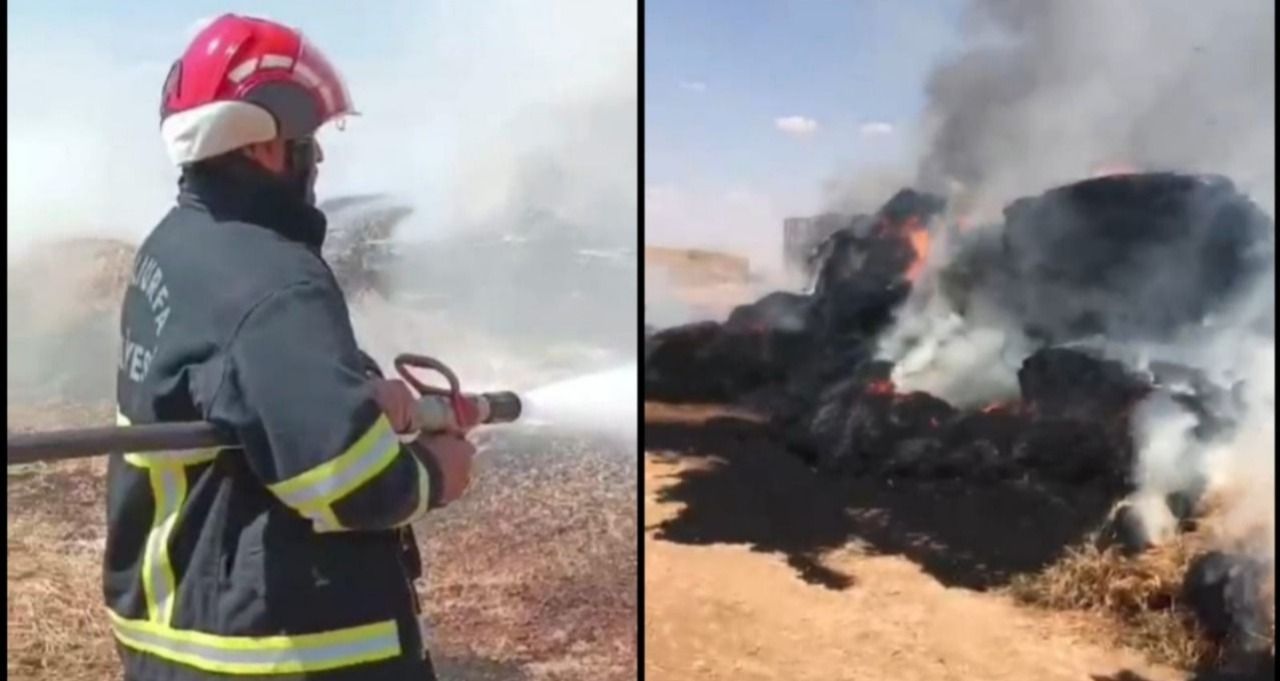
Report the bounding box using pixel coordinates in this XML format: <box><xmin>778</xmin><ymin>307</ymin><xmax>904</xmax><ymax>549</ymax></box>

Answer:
<box><xmin>644</xmin><ymin>404</ymin><xmax>1187</xmax><ymax>681</ymax></box>
<box><xmin>645</xmin><ymin>402</ymin><xmax>1115</xmax><ymax>592</ymax></box>
<box><xmin>6</xmin><ymin>402</ymin><xmax>636</xmax><ymax>681</ymax></box>
<box><xmin>643</xmin><ymin>402</ymin><xmax>1271</xmax><ymax>681</ymax></box>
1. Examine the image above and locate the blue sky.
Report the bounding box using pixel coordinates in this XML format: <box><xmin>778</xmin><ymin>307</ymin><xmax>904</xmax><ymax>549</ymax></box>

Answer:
<box><xmin>645</xmin><ymin>0</ymin><xmax>966</xmax><ymax>262</ymax></box>
<box><xmin>6</xmin><ymin>1</ymin><xmax>415</xmax><ymax>61</ymax></box>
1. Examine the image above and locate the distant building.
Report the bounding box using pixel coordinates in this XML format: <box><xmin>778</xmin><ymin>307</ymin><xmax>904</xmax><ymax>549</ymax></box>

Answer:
<box><xmin>783</xmin><ymin>213</ymin><xmax>853</xmax><ymax>278</ymax></box>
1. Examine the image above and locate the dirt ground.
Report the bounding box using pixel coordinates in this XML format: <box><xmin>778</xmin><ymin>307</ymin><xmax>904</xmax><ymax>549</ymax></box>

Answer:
<box><xmin>7</xmin><ymin>402</ymin><xmax>636</xmax><ymax>681</ymax></box>
<box><xmin>643</xmin><ymin>402</ymin><xmax>1195</xmax><ymax>681</ymax></box>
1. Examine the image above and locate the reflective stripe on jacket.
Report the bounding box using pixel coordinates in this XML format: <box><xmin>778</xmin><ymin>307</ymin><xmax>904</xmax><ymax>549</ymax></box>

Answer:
<box><xmin>106</xmin><ymin>159</ymin><xmax>436</xmax><ymax>680</ymax></box>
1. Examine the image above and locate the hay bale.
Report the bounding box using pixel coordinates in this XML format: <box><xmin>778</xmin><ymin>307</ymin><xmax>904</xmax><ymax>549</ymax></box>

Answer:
<box><xmin>1010</xmin><ymin>512</ymin><xmax>1275</xmax><ymax>672</ymax></box>
<box><xmin>1009</xmin><ymin>537</ymin><xmax>1213</xmax><ymax>668</ymax></box>
<box><xmin>1182</xmin><ymin>552</ymin><xmax>1273</xmax><ymax>661</ymax></box>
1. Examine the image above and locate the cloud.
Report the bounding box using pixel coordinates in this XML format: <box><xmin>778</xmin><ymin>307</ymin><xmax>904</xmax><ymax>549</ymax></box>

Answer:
<box><xmin>678</xmin><ymin>79</ymin><xmax>707</xmax><ymax>93</ymax></box>
<box><xmin>774</xmin><ymin>115</ymin><xmax>819</xmax><ymax>137</ymax></box>
<box><xmin>859</xmin><ymin>121</ymin><xmax>895</xmax><ymax>137</ymax></box>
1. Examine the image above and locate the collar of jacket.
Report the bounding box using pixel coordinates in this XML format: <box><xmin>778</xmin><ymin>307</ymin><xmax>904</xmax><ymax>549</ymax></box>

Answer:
<box><xmin>177</xmin><ymin>157</ymin><xmax>328</xmax><ymax>251</ymax></box>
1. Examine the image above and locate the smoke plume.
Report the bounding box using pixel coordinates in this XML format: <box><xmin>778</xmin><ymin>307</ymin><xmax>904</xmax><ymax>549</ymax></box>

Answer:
<box><xmin>864</xmin><ymin>0</ymin><xmax>1276</xmax><ymax>571</ymax></box>
<box><xmin>916</xmin><ymin>0</ymin><xmax>1275</xmax><ymax>215</ymax></box>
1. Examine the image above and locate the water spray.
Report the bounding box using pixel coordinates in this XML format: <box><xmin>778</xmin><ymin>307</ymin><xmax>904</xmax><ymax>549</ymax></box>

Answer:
<box><xmin>518</xmin><ymin>362</ymin><xmax>638</xmax><ymax>441</ymax></box>
<box><xmin>6</xmin><ymin>353</ymin><xmax>523</xmax><ymax>465</ymax></box>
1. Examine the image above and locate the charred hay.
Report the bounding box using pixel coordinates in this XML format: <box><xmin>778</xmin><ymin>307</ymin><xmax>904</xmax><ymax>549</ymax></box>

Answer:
<box><xmin>955</xmin><ymin>173</ymin><xmax>1274</xmax><ymax>344</ymax></box>
<box><xmin>643</xmin><ymin>172</ymin><xmax>1276</xmax><ymax>667</ymax></box>
<box><xmin>1182</xmin><ymin>551</ymin><xmax>1275</xmax><ymax>668</ymax></box>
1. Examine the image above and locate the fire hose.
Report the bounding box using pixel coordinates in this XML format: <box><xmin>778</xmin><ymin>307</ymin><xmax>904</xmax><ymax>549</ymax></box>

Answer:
<box><xmin>5</xmin><ymin>354</ymin><xmax>522</xmax><ymax>466</ymax></box>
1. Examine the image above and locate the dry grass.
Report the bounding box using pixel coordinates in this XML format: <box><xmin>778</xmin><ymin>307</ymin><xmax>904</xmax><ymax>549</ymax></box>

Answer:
<box><xmin>7</xmin><ymin>458</ymin><xmax>116</xmax><ymax>681</ymax></box>
<box><xmin>1009</xmin><ymin>535</ymin><xmax>1212</xmax><ymax>669</ymax></box>
<box><xmin>1008</xmin><ymin>509</ymin><xmax>1275</xmax><ymax>670</ymax></box>
<box><xmin>6</xmin><ymin>404</ymin><xmax>636</xmax><ymax>681</ymax></box>
<box><xmin>421</xmin><ymin>433</ymin><xmax>637</xmax><ymax>680</ymax></box>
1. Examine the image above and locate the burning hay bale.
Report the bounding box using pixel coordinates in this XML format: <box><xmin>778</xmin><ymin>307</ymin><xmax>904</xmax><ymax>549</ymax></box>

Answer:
<box><xmin>779</xmin><ymin>346</ymin><xmax>1148</xmax><ymax>487</ymax></box>
<box><xmin>643</xmin><ymin>171</ymin><xmax>1276</xmax><ymax>674</ymax></box>
<box><xmin>645</xmin><ymin>188</ymin><xmax>946</xmax><ymax>404</ymax></box>
<box><xmin>317</xmin><ymin>193</ymin><xmax>414</xmax><ymax>297</ymax></box>
<box><xmin>1182</xmin><ymin>551</ymin><xmax>1274</xmax><ymax>664</ymax></box>
<box><xmin>946</xmin><ymin>173</ymin><xmax>1275</xmax><ymax>345</ymax></box>
<box><xmin>810</xmin><ymin>189</ymin><xmax>945</xmax><ymax>342</ymax></box>
<box><xmin>645</xmin><ymin>172</ymin><xmax>1271</xmax><ymax>492</ymax></box>
<box><xmin>1018</xmin><ymin>347</ymin><xmax>1151</xmax><ymax>420</ymax></box>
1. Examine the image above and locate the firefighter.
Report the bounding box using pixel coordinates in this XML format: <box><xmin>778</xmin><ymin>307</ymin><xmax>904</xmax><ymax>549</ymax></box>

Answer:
<box><xmin>105</xmin><ymin>14</ymin><xmax>472</xmax><ymax>680</ymax></box>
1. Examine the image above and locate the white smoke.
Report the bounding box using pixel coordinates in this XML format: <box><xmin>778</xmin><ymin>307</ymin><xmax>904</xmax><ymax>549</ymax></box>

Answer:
<box><xmin>8</xmin><ymin>0</ymin><xmax>636</xmax><ymax>252</ymax></box>
<box><xmin>844</xmin><ymin>0</ymin><xmax>1277</xmax><ymax>568</ymax></box>
<box><xmin>6</xmin><ymin>27</ymin><xmax>174</xmax><ymax>261</ymax></box>
<box><xmin>316</xmin><ymin>0</ymin><xmax>636</xmax><ymax>246</ymax></box>
<box><xmin>7</xmin><ymin>1</ymin><xmax>637</xmax><ymax>404</ymax></box>
<box><xmin>915</xmin><ymin>0</ymin><xmax>1275</xmax><ymax>214</ymax></box>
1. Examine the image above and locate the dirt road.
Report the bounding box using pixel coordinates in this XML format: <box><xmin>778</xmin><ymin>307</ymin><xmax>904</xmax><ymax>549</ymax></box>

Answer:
<box><xmin>643</xmin><ymin>403</ymin><xmax>1187</xmax><ymax>681</ymax></box>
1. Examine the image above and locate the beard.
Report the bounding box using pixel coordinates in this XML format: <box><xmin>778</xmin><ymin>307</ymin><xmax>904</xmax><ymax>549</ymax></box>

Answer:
<box><xmin>285</xmin><ymin>138</ymin><xmax>320</xmax><ymax>206</ymax></box>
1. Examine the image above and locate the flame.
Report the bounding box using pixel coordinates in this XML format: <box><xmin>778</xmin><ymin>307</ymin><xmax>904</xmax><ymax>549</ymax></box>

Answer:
<box><xmin>872</xmin><ymin>213</ymin><xmax>934</xmax><ymax>282</ymax></box>
<box><xmin>1089</xmin><ymin>161</ymin><xmax>1138</xmax><ymax>178</ymax></box>
<box><xmin>866</xmin><ymin>379</ymin><xmax>895</xmax><ymax>396</ymax></box>
<box><xmin>902</xmin><ymin>217</ymin><xmax>931</xmax><ymax>281</ymax></box>
<box><xmin>980</xmin><ymin>400</ymin><xmax>1023</xmax><ymax>415</ymax></box>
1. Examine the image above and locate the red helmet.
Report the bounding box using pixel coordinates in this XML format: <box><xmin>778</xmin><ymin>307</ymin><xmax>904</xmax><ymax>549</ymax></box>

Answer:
<box><xmin>159</xmin><ymin>14</ymin><xmax>355</xmax><ymax>165</ymax></box>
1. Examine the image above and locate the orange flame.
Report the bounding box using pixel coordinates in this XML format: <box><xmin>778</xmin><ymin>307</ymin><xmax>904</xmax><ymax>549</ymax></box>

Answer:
<box><xmin>1090</xmin><ymin>162</ymin><xmax>1138</xmax><ymax>178</ymax></box>
<box><xmin>901</xmin><ymin>216</ymin><xmax>931</xmax><ymax>282</ymax></box>
<box><xmin>866</xmin><ymin>379</ymin><xmax>895</xmax><ymax>396</ymax></box>
<box><xmin>981</xmin><ymin>400</ymin><xmax>1023</xmax><ymax>415</ymax></box>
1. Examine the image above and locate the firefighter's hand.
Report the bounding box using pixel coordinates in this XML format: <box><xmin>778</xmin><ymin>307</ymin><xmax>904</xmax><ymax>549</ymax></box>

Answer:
<box><xmin>371</xmin><ymin>379</ymin><xmax>419</xmax><ymax>434</ymax></box>
<box><xmin>416</xmin><ymin>434</ymin><xmax>475</xmax><ymax>507</ymax></box>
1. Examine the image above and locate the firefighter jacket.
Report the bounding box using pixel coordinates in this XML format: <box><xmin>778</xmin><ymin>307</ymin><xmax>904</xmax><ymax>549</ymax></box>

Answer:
<box><xmin>106</xmin><ymin>159</ymin><xmax>441</xmax><ymax>680</ymax></box>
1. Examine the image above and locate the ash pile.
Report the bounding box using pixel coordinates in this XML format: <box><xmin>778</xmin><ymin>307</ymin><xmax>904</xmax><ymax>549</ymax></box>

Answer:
<box><xmin>645</xmin><ymin>172</ymin><xmax>1275</xmax><ymax>671</ymax></box>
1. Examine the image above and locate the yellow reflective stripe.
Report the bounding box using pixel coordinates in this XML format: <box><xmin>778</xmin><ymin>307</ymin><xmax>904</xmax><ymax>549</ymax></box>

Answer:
<box><xmin>314</xmin><ymin>452</ymin><xmax>432</xmax><ymax>534</ymax></box>
<box><xmin>397</xmin><ymin>457</ymin><xmax>432</xmax><ymax>527</ymax></box>
<box><xmin>108</xmin><ymin>610</ymin><xmax>402</xmax><ymax>675</ymax></box>
<box><xmin>267</xmin><ymin>415</ymin><xmax>401</xmax><ymax>515</ymax></box>
<box><xmin>117</xmin><ymin>412</ymin><xmax>219</xmax><ymax>467</ymax></box>
<box><xmin>117</xmin><ymin>410</ymin><xmax>197</xmax><ymax>625</ymax></box>
<box><xmin>125</xmin><ymin>450</ymin><xmax>219</xmax><ymax>467</ymax></box>
<box><xmin>142</xmin><ymin>465</ymin><xmax>186</xmax><ymax>624</ymax></box>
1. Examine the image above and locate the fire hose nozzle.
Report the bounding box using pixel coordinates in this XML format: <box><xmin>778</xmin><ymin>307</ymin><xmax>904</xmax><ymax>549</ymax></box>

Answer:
<box><xmin>413</xmin><ymin>391</ymin><xmax>523</xmax><ymax>433</ymax></box>
<box><xmin>480</xmin><ymin>391</ymin><xmax>523</xmax><ymax>423</ymax></box>
<box><xmin>394</xmin><ymin>351</ymin><xmax>522</xmax><ymax>433</ymax></box>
